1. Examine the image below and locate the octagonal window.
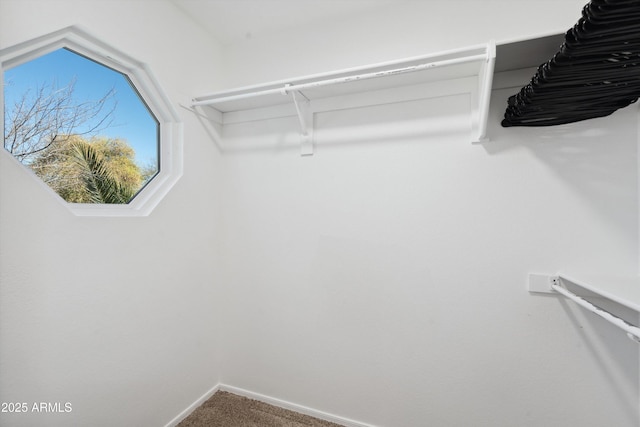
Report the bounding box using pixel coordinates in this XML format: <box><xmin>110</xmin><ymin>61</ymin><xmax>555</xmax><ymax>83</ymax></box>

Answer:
<box><xmin>0</xmin><ymin>26</ymin><xmax>182</xmax><ymax>216</ymax></box>
<box><xmin>3</xmin><ymin>47</ymin><xmax>159</xmax><ymax>204</ymax></box>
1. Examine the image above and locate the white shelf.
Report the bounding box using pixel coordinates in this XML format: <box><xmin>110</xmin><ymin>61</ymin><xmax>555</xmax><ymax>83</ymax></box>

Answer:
<box><xmin>529</xmin><ymin>273</ymin><xmax>640</xmax><ymax>342</ymax></box>
<box><xmin>557</xmin><ymin>273</ymin><xmax>640</xmax><ymax>313</ymax></box>
<box><xmin>191</xmin><ymin>42</ymin><xmax>496</xmax><ymax>154</ymax></box>
<box><xmin>529</xmin><ymin>273</ymin><xmax>640</xmax><ymax>312</ymax></box>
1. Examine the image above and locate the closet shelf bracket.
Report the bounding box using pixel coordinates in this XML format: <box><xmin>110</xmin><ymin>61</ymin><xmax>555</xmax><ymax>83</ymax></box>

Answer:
<box><xmin>474</xmin><ymin>40</ymin><xmax>496</xmax><ymax>143</ymax></box>
<box><xmin>286</xmin><ymin>85</ymin><xmax>314</xmax><ymax>156</ymax></box>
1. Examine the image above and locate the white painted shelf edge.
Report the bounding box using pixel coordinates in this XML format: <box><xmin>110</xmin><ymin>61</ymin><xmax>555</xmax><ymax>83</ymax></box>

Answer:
<box><xmin>529</xmin><ymin>273</ymin><xmax>640</xmax><ymax>312</ymax></box>
<box><xmin>557</xmin><ymin>272</ymin><xmax>640</xmax><ymax>313</ymax></box>
<box><xmin>190</xmin><ymin>42</ymin><xmax>496</xmax><ymax>154</ymax></box>
<box><xmin>528</xmin><ymin>273</ymin><xmax>640</xmax><ymax>342</ymax></box>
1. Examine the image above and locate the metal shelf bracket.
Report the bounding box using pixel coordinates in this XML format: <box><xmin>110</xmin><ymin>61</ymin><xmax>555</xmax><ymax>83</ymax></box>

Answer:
<box><xmin>286</xmin><ymin>85</ymin><xmax>314</xmax><ymax>156</ymax></box>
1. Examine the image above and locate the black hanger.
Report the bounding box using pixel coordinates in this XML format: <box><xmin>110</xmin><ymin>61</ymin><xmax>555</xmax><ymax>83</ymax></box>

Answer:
<box><xmin>502</xmin><ymin>0</ymin><xmax>640</xmax><ymax>127</ymax></box>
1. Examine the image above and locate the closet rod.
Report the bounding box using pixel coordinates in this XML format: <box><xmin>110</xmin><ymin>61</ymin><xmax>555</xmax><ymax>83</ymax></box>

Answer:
<box><xmin>191</xmin><ymin>53</ymin><xmax>488</xmax><ymax>107</ymax></box>
<box><xmin>551</xmin><ymin>280</ymin><xmax>640</xmax><ymax>343</ymax></box>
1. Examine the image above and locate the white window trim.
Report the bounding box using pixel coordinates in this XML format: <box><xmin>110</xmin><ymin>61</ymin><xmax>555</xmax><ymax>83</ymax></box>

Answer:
<box><xmin>0</xmin><ymin>25</ymin><xmax>183</xmax><ymax>217</ymax></box>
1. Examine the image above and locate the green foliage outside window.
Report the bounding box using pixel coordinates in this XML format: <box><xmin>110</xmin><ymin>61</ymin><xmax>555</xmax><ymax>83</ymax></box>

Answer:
<box><xmin>3</xmin><ymin>47</ymin><xmax>159</xmax><ymax>205</ymax></box>
<box><xmin>29</xmin><ymin>135</ymin><xmax>148</xmax><ymax>204</ymax></box>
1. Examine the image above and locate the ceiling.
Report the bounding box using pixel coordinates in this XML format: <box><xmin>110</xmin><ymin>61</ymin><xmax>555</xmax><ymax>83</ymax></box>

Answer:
<box><xmin>170</xmin><ymin>0</ymin><xmax>398</xmax><ymax>45</ymax></box>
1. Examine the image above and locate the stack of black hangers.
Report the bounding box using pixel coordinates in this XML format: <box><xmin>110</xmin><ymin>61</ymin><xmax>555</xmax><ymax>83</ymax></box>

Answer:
<box><xmin>502</xmin><ymin>0</ymin><xmax>640</xmax><ymax>127</ymax></box>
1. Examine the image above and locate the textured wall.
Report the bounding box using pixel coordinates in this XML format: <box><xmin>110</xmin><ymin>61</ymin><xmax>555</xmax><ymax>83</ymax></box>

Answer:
<box><xmin>217</xmin><ymin>0</ymin><xmax>590</xmax><ymax>87</ymax></box>
<box><xmin>1</xmin><ymin>1</ymin><xmax>638</xmax><ymax>426</ymax></box>
<box><xmin>0</xmin><ymin>1</ymin><xmax>223</xmax><ymax>426</ymax></box>
<box><xmin>216</xmin><ymin>84</ymin><xmax>638</xmax><ymax>427</ymax></box>
<box><xmin>215</xmin><ymin>1</ymin><xmax>639</xmax><ymax>426</ymax></box>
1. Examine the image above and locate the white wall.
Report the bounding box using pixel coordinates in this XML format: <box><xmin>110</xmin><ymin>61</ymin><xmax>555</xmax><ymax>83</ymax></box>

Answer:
<box><xmin>218</xmin><ymin>0</ymin><xmax>589</xmax><ymax>88</ymax></box>
<box><xmin>215</xmin><ymin>1</ymin><xmax>640</xmax><ymax>426</ymax></box>
<box><xmin>0</xmin><ymin>1</ymin><xmax>223</xmax><ymax>426</ymax></box>
<box><xmin>1</xmin><ymin>1</ymin><xmax>639</xmax><ymax>426</ymax></box>
<box><xmin>216</xmin><ymin>85</ymin><xmax>639</xmax><ymax>427</ymax></box>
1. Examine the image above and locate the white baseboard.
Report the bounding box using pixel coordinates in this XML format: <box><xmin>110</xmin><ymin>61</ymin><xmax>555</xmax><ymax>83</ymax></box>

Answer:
<box><xmin>164</xmin><ymin>383</ymin><xmax>220</xmax><ymax>427</ymax></box>
<box><xmin>165</xmin><ymin>382</ymin><xmax>378</xmax><ymax>427</ymax></box>
<box><xmin>218</xmin><ymin>383</ymin><xmax>379</xmax><ymax>427</ymax></box>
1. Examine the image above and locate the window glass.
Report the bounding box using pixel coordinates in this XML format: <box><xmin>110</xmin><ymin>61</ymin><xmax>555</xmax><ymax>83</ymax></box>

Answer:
<box><xmin>3</xmin><ymin>48</ymin><xmax>159</xmax><ymax>204</ymax></box>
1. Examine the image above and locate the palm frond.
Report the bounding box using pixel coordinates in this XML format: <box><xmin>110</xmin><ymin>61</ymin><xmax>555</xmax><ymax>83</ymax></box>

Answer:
<box><xmin>70</xmin><ymin>140</ymin><xmax>134</xmax><ymax>204</ymax></box>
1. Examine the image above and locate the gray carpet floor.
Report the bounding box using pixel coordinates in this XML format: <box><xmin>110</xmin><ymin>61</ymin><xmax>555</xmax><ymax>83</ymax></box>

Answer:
<box><xmin>177</xmin><ymin>391</ymin><xmax>345</xmax><ymax>427</ymax></box>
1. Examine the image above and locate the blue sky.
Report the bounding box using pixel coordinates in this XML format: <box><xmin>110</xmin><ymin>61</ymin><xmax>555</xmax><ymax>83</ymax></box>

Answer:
<box><xmin>3</xmin><ymin>47</ymin><xmax>158</xmax><ymax>169</ymax></box>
